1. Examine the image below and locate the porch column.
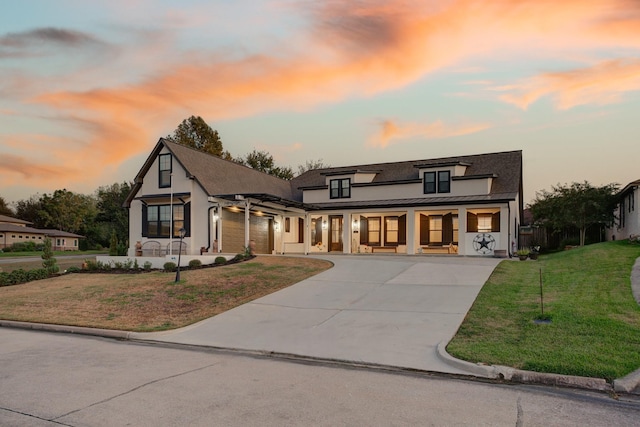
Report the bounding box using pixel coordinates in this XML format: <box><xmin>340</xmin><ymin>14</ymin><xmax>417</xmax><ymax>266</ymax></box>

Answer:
<box><xmin>245</xmin><ymin>201</ymin><xmax>251</xmax><ymax>249</ymax></box>
<box><xmin>458</xmin><ymin>207</ymin><xmax>467</xmax><ymax>255</ymax></box>
<box><xmin>406</xmin><ymin>208</ymin><xmax>416</xmax><ymax>254</ymax></box>
<box><xmin>343</xmin><ymin>212</ymin><xmax>350</xmax><ymax>254</ymax></box>
<box><xmin>304</xmin><ymin>213</ymin><xmax>310</xmax><ymax>255</ymax></box>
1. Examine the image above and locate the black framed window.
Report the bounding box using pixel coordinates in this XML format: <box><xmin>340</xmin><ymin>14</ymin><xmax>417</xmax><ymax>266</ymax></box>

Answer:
<box><xmin>330</xmin><ymin>178</ymin><xmax>351</xmax><ymax>199</ymax></box>
<box><xmin>143</xmin><ymin>203</ymin><xmax>190</xmax><ymax>238</ymax></box>
<box><xmin>159</xmin><ymin>154</ymin><xmax>172</xmax><ymax>188</ymax></box>
<box><xmin>424</xmin><ymin>172</ymin><xmax>436</xmax><ymax>194</ymax></box>
<box><xmin>438</xmin><ymin>171</ymin><xmax>451</xmax><ymax>193</ymax></box>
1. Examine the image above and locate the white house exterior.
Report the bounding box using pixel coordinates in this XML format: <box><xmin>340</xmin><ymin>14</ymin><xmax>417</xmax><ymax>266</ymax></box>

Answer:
<box><xmin>125</xmin><ymin>139</ymin><xmax>523</xmax><ymax>258</ymax></box>
<box><xmin>609</xmin><ymin>179</ymin><xmax>640</xmax><ymax>241</ymax></box>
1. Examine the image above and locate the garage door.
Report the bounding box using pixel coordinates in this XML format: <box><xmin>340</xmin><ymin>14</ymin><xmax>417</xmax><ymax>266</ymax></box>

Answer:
<box><xmin>221</xmin><ymin>209</ymin><xmax>274</xmax><ymax>254</ymax></box>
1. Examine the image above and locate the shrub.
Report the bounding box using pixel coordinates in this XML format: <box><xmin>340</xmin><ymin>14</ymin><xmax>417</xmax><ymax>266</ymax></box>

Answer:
<box><xmin>0</xmin><ymin>272</ymin><xmax>8</xmax><ymax>286</ymax></box>
<box><xmin>214</xmin><ymin>256</ymin><xmax>227</xmax><ymax>265</ymax></box>
<box><xmin>134</xmin><ymin>259</ymin><xmax>139</xmax><ymax>269</ymax></box>
<box><xmin>27</xmin><ymin>268</ymin><xmax>49</xmax><ymax>281</ymax></box>
<box><xmin>163</xmin><ymin>262</ymin><xmax>177</xmax><ymax>272</ymax></box>
<box><xmin>66</xmin><ymin>266</ymin><xmax>81</xmax><ymax>273</ymax></box>
<box><xmin>41</xmin><ymin>238</ymin><xmax>59</xmax><ymax>274</ymax></box>
<box><xmin>188</xmin><ymin>259</ymin><xmax>202</xmax><ymax>268</ymax></box>
<box><xmin>143</xmin><ymin>261</ymin><xmax>153</xmax><ymax>271</ymax></box>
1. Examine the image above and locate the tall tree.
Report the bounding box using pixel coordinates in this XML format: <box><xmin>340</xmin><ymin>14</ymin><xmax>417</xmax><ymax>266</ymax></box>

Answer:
<box><xmin>14</xmin><ymin>195</ymin><xmax>44</xmax><ymax>226</ymax></box>
<box><xmin>95</xmin><ymin>182</ymin><xmax>131</xmax><ymax>247</ymax></box>
<box><xmin>38</xmin><ymin>189</ymin><xmax>97</xmax><ymax>235</ymax></box>
<box><xmin>166</xmin><ymin>115</ymin><xmax>223</xmax><ymax>156</ymax></box>
<box><xmin>236</xmin><ymin>149</ymin><xmax>294</xmax><ymax>180</ymax></box>
<box><xmin>529</xmin><ymin>181</ymin><xmax>619</xmax><ymax>246</ymax></box>
<box><xmin>0</xmin><ymin>196</ymin><xmax>13</xmax><ymax>216</ymax></box>
<box><xmin>297</xmin><ymin>159</ymin><xmax>330</xmax><ymax>176</ymax></box>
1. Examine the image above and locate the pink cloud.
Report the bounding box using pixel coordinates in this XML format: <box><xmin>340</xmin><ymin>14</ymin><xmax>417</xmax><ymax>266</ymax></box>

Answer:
<box><xmin>368</xmin><ymin>119</ymin><xmax>491</xmax><ymax>148</ymax></box>
<box><xmin>498</xmin><ymin>58</ymin><xmax>640</xmax><ymax>110</ymax></box>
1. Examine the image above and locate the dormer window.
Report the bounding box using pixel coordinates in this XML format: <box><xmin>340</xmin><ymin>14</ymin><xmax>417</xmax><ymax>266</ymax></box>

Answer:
<box><xmin>424</xmin><ymin>171</ymin><xmax>451</xmax><ymax>194</ymax></box>
<box><xmin>159</xmin><ymin>154</ymin><xmax>172</xmax><ymax>188</ymax></box>
<box><xmin>438</xmin><ymin>171</ymin><xmax>450</xmax><ymax>193</ymax></box>
<box><xmin>330</xmin><ymin>178</ymin><xmax>351</xmax><ymax>199</ymax></box>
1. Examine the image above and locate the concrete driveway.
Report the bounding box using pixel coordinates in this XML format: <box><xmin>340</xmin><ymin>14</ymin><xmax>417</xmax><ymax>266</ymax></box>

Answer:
<box><xmin>134</xmin><ymin>255</ymin><xmax>501</xmax><ymax>374</ymax></box>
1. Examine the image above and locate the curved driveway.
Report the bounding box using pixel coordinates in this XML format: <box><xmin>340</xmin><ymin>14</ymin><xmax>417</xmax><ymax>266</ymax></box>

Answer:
<box><xmin>134</xmin><ymin>255</ymin><xmax>501</xmax><ymax>374</ymax></box>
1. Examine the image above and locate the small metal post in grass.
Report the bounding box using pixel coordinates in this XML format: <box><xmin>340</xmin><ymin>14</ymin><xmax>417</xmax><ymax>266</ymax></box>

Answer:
<box><xmin>539</xmin><ymin>268</ymin><xmax>544</xmax><ymax>317</ymax></box>
<box><xmin>175</xmin><ymin>227</ymin><xmax>186</xmax><ymax>283</ymax></box>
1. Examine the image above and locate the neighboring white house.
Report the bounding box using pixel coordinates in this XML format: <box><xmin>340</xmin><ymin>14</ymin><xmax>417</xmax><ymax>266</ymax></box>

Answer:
<box><xmin>608</xmin><ymin>179</ymin><xmax>640</xmax><ymax>241</ymax></box>
<box><xmin>125</xmin><ymin>139</ymin><xmax>524</xmax><ymax>257</ymax></box>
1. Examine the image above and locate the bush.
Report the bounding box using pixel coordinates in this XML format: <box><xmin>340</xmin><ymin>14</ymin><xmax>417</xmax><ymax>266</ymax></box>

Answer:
<box><xmin>163</xmin><ymin>262</ymin><xmax>177</xmax><ymax>272</ymax></box>
<box><xmin>143</xmin><ymin>261</ymin><xmax>153</xmax><ymax>271</ymax></box>
<box><xmin>188</xmin><ymin>259</ymin><xmax>202</xmax><ymax>268</ymax></box>
<box><xmin>66</xmin><ymin>266</ymin><xmax>81</xmax><ymax>273</ymax></box>
<box><xmin>0</xmin><ymin>268</ymin><xmax>50</xmax><ymax>286</ymax></box>
<box><xmin>214</xmin><ymin>256</ymin><xmax>227</xmax><ymax>265</ymax></box>
<box><xmin>41</xmin><ymin>238</ymin><xmax>59</xmax><ymax>274</ymax></box>
<box><xmin>10</xmin><ymin>241</ymin><xmax>37</xmax><ymax>252</ymax></box>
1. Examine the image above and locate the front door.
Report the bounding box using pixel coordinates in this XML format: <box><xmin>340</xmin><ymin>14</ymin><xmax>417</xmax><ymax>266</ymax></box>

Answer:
<box><xmin>329</xmin><ymin>215</ymin><xmax>343</xmax><ymax>252</ymax></box>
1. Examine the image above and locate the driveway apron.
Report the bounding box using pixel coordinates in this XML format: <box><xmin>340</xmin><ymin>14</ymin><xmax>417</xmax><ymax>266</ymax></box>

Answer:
<box><xmin>133</xmin><ymin>255</ymin><xmax>501</xmax><ymax>374</ymax></box>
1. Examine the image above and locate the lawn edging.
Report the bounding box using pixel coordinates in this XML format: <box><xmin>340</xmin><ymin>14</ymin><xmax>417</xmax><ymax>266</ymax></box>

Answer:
<box><xmin>437</xmin><ymin>340</ymin><xmax>615</xmax><ymax>393</ymax></box>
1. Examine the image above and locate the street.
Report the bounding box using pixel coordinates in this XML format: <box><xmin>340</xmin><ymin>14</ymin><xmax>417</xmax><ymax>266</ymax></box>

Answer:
<box><xmin>1</xmin><ymin>328</ymin><xmax>639</xmax><ymax>426</ymax></box>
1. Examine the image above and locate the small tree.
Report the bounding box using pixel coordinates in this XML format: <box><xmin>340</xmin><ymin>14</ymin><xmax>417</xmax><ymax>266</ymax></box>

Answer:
<box><xmin>236</xmin><ymin>149</ymin><xmax>294</xmax><ymax>180</ymax></box>
<box><xmin>297</xmin><ymin>159</ymin><xmax>330</xmax><ymax>176</ymax></box>
<box><xmin>529</xmin><ymin>181</ymin><xmax>618</xmax><ymax>246</ymax></box>
<box><xmin>41</xmin><ymin>238</ymin><xmax>59</xmax><ymax>274</ymax></box>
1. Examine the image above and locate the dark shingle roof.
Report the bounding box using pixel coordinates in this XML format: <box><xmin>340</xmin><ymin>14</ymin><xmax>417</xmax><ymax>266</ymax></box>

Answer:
<box><xmin>0</xmin><ymin>215</ymin><xmax>31</xmax><ymax>225</ymax></box>
<box><xmin>291</xmin><ymin>150</ymin><xmax>522</xmax><ymax>197</ymax></box>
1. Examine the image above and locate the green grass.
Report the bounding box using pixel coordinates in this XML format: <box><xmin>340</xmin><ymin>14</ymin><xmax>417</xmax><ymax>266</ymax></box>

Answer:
<box><xmin>447</xmin><ymin>240</ymin><xmax>640</xmax><ymax>382</ymax></box>
<box><xmin>0</xmin><ymin>250</ymin><xmax>106</xmax><ymax>258</ymax></box>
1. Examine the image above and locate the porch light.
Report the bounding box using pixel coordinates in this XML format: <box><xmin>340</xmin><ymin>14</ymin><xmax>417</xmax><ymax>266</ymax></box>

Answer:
<box><xmin>274</xmin><ymin>221</ymin><xmax>280</xmax><ymax>231</ymax></box>
<box><xmin>212</xmin><ymin>214</ymin><xmax>219</xmax><ymax>221</ymax></box>
<box><xmin>322</xmin><ymin>220</ymin><xmax>328</xmax><ymax>230</ymax></box>
<box><xmin>352</xmin><ymin>219</ymin><xmax>359</xmax><ymax>232</ymax></box>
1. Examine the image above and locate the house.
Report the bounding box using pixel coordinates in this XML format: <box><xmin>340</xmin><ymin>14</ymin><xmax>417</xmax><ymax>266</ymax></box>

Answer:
<box><xmin>0</xmin><ymin>215</ymin><xmax>83</xmax><ymax>250</ymax></box>
<box><xmin>608</xmin><ymin>179</ymin><xmax>640</xmax><ymax>241</ymax></box>
<box><xmin>125</xmin><ymin>138</ymin><xmax>523</xmax><ymax>258</ymax></box>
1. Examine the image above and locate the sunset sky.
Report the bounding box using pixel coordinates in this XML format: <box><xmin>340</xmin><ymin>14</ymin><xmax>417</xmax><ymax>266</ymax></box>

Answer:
<box><xmin>2</xmin><ymin>0</ymin><xmax>640</xmax><ymax>205</ymax></box>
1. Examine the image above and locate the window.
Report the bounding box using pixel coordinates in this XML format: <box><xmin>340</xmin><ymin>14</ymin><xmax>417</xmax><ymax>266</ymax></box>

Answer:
<box><xmin>630</xmin><ymin>193</ymin><xmax>635</xmax><ymax>212</ymax></box>
<box><xmin>452</xmin><ymin>215</ymin><xmax>459</xmax><ymax>243</ymax></box>
<box><xmin>159</xmin><ymin>154</ymin><xmax>172</xmax><ymax>188</ymax></box>
<box><xmin>385</xmin><ymin>217</ymin><xmax>399</xmax><ymax>245</ymax></box>
<box><xmin>311</xmin><ymin>217</ymin><xmax>322</xmax><ymax>245</ymax></box>
<box><xmin>438</xmin><ymin>171</ymin><xmax>450</xmax><ymax>193</ymax></box>
<box><xmin>74</xmin><ymin>239</ymin><xmax>78</xmax><ymax>247</ymax></box>
<box><xmin>467</xmin><ymin>211</ymin><xmax>500</xmax><ymax>233</ymax></box>
<box><xmin>368</xmin><ymin>217</ymin><xmax>381</xmax><ymax>246</ymax></box>
<box><xmin>477</xmin><ymin>214</ymin><xmax>493</xmax><ymax>232</ymax></box>
<box><xmin>424</xmin><ymin>171</ymin><xmax>451</xmax><ymax>194</ymax></box>
<box><xmin>424</xmin><ymin>172</ymin><xmax>436</xmax><ymax>194</ymax></box>
<box><xmin>429</xmin><ymin>216</ymin><xmax>442</xmax><ymax>243</ymax></box>
<box><xmin>143</xmin><ymin>203</ymin><xmax>190</xmax><ymax>238</ymax></box>
<box><xmin>285</xmin><ymin>218</ymin><xmax>291</xmax><ymax>233</ymax></box>
<box><xmin>330</xmin><ymin>178</ymin><xmax>350</xmax><ymax>199</ymax></box>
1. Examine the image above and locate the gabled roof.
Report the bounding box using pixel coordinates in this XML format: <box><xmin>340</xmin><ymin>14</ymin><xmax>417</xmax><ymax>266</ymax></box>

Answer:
<box><xmin>125</xmin><ymin>138</ymin><xmax>298</xmax><ymax>207</ymax></box>
<box><xmin>619</xmin><ymin>179</ymin><xmax>640</xmax><ymax>196</ymax></box>
<box><xmin>291</xmin><ymin>150</ymin><xmax>523</xmax><ymax>197</ymax></box>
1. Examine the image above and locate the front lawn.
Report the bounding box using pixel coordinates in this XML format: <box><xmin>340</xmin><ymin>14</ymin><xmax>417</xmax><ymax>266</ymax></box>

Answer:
<box><xmin>0</xmin><ymin>256</ymin><xmax>331</xmax><ymax>332</ymax></box>
<box><xmin>447</xmin><ymin>240</ymin><xmax>640</xmax><ymax>381</ymax></box>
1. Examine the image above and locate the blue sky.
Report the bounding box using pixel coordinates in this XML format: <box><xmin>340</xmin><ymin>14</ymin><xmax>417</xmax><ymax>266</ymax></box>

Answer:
<box><xmin>2</xmin><ymin>0</ymin><xmax>640</xmax><ymax>205</ymax></box>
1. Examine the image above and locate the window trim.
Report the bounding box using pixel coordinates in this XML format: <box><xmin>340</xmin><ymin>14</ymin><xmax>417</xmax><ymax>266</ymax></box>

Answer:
<box><xmin>330</xmin><ymin>178</ymin><xmax>351</xmax><ymax>199</ymax></box>
<box><xmin>423</xmin><ymin>172</ymin><xmax>436</xmax><ymax>194</ymax></box>
<box><xmin>144</xmin><ymin>203</ymin><xmax>190</xmax><ymax>238</ymax></box>
<box><xmin>437</xmin><ymin>170</ymin><xmax>451</xmax><ymax>193</ymax></box>
<box><xmin>158</xmin><ymin>153</ymin><xmax>172</xmax><ymax>188</ymax></box>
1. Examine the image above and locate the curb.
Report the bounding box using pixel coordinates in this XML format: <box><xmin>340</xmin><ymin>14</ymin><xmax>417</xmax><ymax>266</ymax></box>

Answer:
<box><xmin>2</xmin><ymin>320</ymin><xmax>639</xmax><ymax>394</ymax></box>
<box><xmin>0</xmin><ymin>320</ymin><xmax>132</xmax><ymax>340</ymax></box>
<box><xmin>437</xmin><ymin>340</ymin><xmax>614</xmax><ymax>393</ymax></box>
